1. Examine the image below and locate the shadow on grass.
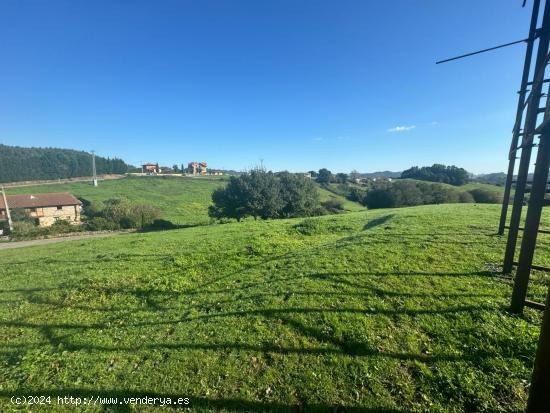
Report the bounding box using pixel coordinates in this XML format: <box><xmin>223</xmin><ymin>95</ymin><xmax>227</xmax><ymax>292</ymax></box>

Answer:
<box><xmin>0</xmin><ymin>269</ymin><xmax>500</xmax><ymax>315</ymax></box>
<box><xmin>363</xmin><ymin>214</ymin><xmax>395</xmax><ymax>230</ymax></box>
<box><xmin>0</xmin><ymin>300</ymin><xmax>502</xmax><ymax>364</ymax></box>
<box><xmin>138</xmin><ymin>220</ymin><xmax>201</xmax><ymax>233</ymax></box>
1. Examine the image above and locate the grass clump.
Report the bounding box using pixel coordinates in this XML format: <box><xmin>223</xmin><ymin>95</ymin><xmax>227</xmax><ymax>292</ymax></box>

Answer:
<box><xmin>292</xmin><ymin>217</ymin><xmax>326</xmax><ymax>235</ymax></box>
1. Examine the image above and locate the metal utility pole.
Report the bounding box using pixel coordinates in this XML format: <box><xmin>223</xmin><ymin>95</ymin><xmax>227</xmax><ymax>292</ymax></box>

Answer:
<box><xmin>1</xmin><ymin>186</ymin><xmax>13</xmax><ymax>232</ymax></box>
<box><xmin>92</xmin><ymin>150</ymin><xmax>98</xmax><ymax>187</ymax></box>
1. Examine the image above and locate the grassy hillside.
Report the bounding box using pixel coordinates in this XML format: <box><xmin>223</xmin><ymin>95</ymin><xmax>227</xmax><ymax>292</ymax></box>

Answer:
<box><xmin>451</xmin><ymin>182</ymin><xmax>505</xmax><ymax>195</ymax></box>
<box><xmin>5</xmin><ymin>176</ymin><xmax>227</xmax><ymax>226</ymax></box>
<box><xmin>0</xmin><ymin>204</ymin><xmax>547</xmax><ymax>412</ymax></box>
<box><xmin>397</xmin><ymin>179</ymin><xmax>505</xmax><ymax>195</ymax></box>
<box><xmin>317</xmin><ymin>185</ymin><xmax>365</xmax><ymax>212</ymax></box>
<box><xmin>6</xmin><ymin>176</ymin><xmax>363</xmax><ymax>225</ymax></box>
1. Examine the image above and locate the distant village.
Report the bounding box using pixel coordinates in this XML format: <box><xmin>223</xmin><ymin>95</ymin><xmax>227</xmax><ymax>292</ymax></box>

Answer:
<box><xmin>135</xmin><ymin>161</ymin><xmax>223</xmax><ymax>176</ymax></box>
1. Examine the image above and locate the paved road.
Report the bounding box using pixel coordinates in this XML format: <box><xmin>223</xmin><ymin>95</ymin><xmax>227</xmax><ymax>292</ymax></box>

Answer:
<box><xmin>0</xmin><ymin>232</ymin><xmax>122</xmax><ymax>250</ymax></box>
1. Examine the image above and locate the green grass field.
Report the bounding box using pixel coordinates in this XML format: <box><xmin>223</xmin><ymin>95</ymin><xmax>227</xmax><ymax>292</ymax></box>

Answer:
<box><xmin>1</xmin><ymin>204</ymin><xmax>548</xmax><ymax>412</ymax></box>
<box><xmin>6</xmin><ymin>176</ymin><xmax>227</xmax><ymax>226</ymax></box>
<box><xmin>6</xmin><ymin>176</ymin><xmax>363</xmax><ymax>226</ymax></box>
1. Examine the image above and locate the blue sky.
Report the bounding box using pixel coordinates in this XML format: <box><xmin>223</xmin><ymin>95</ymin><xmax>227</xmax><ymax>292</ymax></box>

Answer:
<box><xmin>0</xmin><ymin>0</ymin><xmax>534</xmax><ymax>173</ymax></box>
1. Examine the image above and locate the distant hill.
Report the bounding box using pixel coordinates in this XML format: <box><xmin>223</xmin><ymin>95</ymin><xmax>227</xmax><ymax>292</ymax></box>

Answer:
<box><xmin>359</xmin><ymin>171</ymin><xmax>402</xmax><ymax>178</ymax></box>
<box><xmin>0</xmin><ymin>144</ymin><xmax>131</xmax><ymax>183</ymax></box>
<box><xmin>472</xmin><ymin>172</ymin><xmax>507</xmax><ymax>186</ymax></box>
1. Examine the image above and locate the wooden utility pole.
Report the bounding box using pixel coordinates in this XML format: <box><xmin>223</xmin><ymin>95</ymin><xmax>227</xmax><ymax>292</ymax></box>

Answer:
<box><xmin>1</xmin><ymin>186</ymin><xmax>13</xmax><ymax>232</ymax></box>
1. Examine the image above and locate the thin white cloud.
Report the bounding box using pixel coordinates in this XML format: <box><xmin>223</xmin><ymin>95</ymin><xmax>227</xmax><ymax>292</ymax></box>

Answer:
<box><xmin>387</xmin><ymin>125</ymin><xmax>416</xmax><ymax>133</ymax></box>
<box><xmin>430</xmin><ymin>121</ymin><xmax>439</xmax><ymax>126</ymax></box>
<box><xmin>312</xmin><ymin>137</ymin><xmax>323</xmax><ymax>141</ymax></box>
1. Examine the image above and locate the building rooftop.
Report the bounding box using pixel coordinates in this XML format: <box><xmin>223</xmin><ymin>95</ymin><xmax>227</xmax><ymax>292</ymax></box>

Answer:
<box><xmin>0</xmin><ymin>192</ymin><xmax>82</xmax><ymax>209</ymax></box>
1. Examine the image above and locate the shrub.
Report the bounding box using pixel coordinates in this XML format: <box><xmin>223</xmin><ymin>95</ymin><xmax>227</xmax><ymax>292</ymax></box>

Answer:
<box><xmin>364</xmin><ymin>188</ymin><xmax>397</xmax><ymax>209</ymax></box>
<box><xmin>49</xmin><ymin>219</ymin><xmax>80</xmax><ymax>234</ymax></box>
<box><xmin>84</xmin><ymin>199</ymin><xmax>162</xmax><ymax>230</ymax></box>
<box><xmin>292</xmin><ymin>218</ymin><xmax>325</xmax><ymax>235</ymax></box>
<box><xmin>321</xmin><ymin>199</ymin><xmax>345</xmax><ymax>213</ymax></box>
<box><xmin>364</xmin><ymin>181</ymin><xmax>464</xmax><ymax>209</ymax></box>
<box><xmin>459</xmin><ymin>191</ymin><xmax>475</xmax><ymax>203</ymax></box>
<box><xmin>80</xmin><ymin>198</ymin><xmax>104</xmax><ymax>218</ymax></box>
<box><xmin>347</xmin><ymin>187</ymin><xmax>366</xmax><ymax>203</ymax></box>
<box><xmin>12</xmin><ymin>221</ymin><xmax>42</xmax><ymax>238</ymax></box>
<box><xmin>391</xmin><ymin>181</ymin><xmax>424</xmax><ymax>206</ymax></box>
<box><xmin>133</xmin><ymin>204</ymin><xmax>162</xmax><ymax>227</ymax></box>
<box><xmin>468</xmin><ymin>188</ymin><xmax>501</xmax><ymax>204</ymax></box>
<box><xmin>85</xmin><ymin>217</ymin><xmax>120</xmax><ymax>231</ymax></box>
<box><xmin>0</xmin><ymin>220</ymin><xmax>10</xmax><ymax>235</ymax></box>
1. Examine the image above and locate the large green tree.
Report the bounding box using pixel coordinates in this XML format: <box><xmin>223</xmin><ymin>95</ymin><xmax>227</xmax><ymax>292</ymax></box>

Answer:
<box><xmin>209</xmin><ymin>169</ymin><xmax>321</xmax><ymax>221</ymax></box>
<box><xmin>316</xmin><ymin>168</ymin><xmax>332</xmax><ymax>185</ymax></box>
<box><xmin>278</xmin><ymin>171</ymin><xmax>320</xmax><ymax>217</ymax></box>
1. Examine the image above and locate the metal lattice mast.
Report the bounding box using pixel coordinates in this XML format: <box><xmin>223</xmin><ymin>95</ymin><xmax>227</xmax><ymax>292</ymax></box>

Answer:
<box><xmin>438</xmin><ymin>1</ymin><xmax>550</xmax><ymax>408</ymax></box>
<box><xmin>503</xmin><ymin>0</ymin><xmax>550</xmax><ymax>275</ymax></box>
<box><xmin>499</xmin><ymin>0</ymin><xmax>542</xmax><ymax>235</ymax></box>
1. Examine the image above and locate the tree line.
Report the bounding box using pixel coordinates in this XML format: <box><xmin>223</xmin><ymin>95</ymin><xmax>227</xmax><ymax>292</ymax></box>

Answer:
<box><xmin>0</xmin><ymin>144</ymin><xmax>130</xmax><ymax>183</ymax></box>
<box><xmin>400</xmin><ymin>164</ymin><xmax>469</xmax><ymax>186</ymax></box>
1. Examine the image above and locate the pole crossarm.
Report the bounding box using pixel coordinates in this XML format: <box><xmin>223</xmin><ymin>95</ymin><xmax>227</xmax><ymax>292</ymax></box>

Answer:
<box><xmin>435</xmin><ymin>38</ymin><xmax>530</xmax><ymax>64</ymax></box>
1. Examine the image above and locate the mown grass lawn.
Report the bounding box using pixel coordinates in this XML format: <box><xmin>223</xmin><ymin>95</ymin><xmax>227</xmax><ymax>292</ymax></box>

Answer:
<box><xmin>0</xmin><ymin>204</ymin><xmax>547</xmax><ymax>412</ymax></box>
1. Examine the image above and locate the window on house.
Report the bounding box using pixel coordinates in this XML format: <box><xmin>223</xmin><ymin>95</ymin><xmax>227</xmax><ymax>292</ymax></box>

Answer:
<box><xmin>57</xmin><ymin>206</ymin><xmax>62</xmax><ymax>210</ymax></box>
<box><xmin>30</xmin><ymin>208</ymin><xmax>36</xmax><ymax>212</ymax></box>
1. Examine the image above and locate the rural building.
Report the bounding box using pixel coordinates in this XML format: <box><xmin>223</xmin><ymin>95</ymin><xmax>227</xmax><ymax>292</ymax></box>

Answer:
<box><xmin>0</xmin><ymin>192</ymin><xmax>82</xmax><ymax>227</ymax></box>
<box><xmin>142</xmin><ymin>163</ymin><xmax>161</xmax><ymax>174</ymax></box>
<box><xmin>187</xmin><ymin>162</ymin><xmax>207</xmax><ymax>175</ymax></box>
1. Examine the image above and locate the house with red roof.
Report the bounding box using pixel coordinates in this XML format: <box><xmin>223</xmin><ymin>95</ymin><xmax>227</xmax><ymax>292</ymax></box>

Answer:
<box><xmin>0</xmin><ymin>192</ymin><xmax>82</xmax><ymax>227</ymax></box>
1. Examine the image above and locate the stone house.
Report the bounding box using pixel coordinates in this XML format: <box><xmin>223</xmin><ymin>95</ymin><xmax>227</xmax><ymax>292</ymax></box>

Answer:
<box><xmin>0</xmin><ymin>192</ymin><xmax>82</xmax><ymax>227</ymax></box>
